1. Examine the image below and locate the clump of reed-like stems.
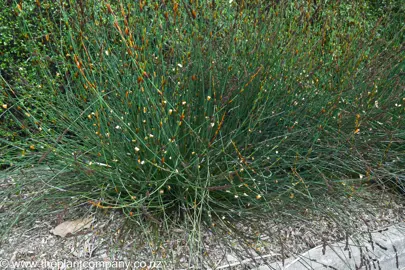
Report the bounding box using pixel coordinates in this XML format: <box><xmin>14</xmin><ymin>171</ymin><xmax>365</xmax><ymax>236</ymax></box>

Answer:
<box><xmin>1</xmin><ymin>0</ymin><xmax>404</xmax><ymax>266</ymax></box>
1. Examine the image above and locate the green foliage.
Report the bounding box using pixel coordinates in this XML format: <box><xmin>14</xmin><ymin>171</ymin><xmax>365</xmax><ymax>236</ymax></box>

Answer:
<box><xmin>0</xmin><ymin>0</ymin><xmax>64</xmax><ymax>147</ymax></box>
<box><xmin>1</xmin><ymin>1</ymin><xmax>404</xmax><ymax>260</ymax></box>
<box><xmin>365</xmin><ymin>0</ymin><xmax>405</xmax><ymax>43</ymax></box>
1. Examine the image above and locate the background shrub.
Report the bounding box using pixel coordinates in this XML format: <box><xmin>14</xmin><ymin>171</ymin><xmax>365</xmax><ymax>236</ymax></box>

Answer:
<box><xmin>1</xmin><ymin>0</ymin><xmax>67</xmax><ymax>168</ymax></box>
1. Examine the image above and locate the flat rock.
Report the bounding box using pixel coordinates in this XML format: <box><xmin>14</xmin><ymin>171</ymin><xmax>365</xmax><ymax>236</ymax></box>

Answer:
<box><xmin>258</xmin><ymin>223</ymin><xmax>405</xmax><ymax>270</ymax></box>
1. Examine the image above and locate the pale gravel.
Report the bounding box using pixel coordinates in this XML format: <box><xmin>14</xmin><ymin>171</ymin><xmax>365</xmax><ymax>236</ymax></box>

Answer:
<box><xmin>1</xmin><ymin>169</ymin><xmax>404</xmax><ymax>269</ymax></box>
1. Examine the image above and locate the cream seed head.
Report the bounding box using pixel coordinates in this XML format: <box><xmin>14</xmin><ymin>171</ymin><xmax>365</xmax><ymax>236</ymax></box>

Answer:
<box><xmin>135</xmin><ymin>147</ymin><xmax>140</xmax><ymax>152</ymax></box>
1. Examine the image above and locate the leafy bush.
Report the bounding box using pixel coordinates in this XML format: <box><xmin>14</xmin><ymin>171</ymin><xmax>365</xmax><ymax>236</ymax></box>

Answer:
<box><xmin>0</xmin><ymin>0</ymin><xmax>64</xmax><ymax>162</ymax></box>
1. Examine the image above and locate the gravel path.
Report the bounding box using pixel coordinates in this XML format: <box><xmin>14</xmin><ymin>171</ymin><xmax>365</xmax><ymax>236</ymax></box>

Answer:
<box><xmin>1</xmin><ymin>169</ymin><xmax>404</xmax><ymax>269</ymax></box>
